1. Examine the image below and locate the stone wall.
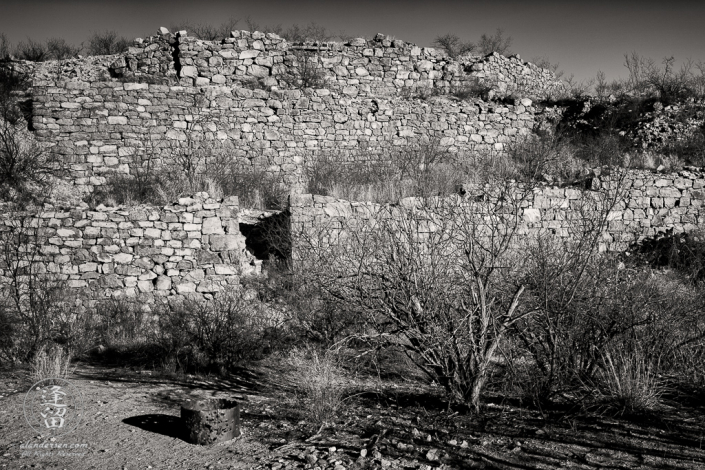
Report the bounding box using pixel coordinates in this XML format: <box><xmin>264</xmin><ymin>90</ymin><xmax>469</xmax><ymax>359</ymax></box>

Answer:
<box><xmin>0</xmin><ymin>193</ymin><xmax>260</xmax><ymax>306</ymax></box>
<box><xmin>14</xmin><ymin>26</ymin><xmax>567</xmax><ymax>194</ymax></box>
<box><xmin>289</xmin><ymin>167</ymin><xmax>705</xmax><ymax>257</ymax></box>
<box><xmin>113</xmin><ymin>29</ymin><xmax>565</xmax><ymax>101</ymax></box>
<box><xmin>30</xmin><ymin>77</ymin><xmax>537</xmax><ymax>192</ymax></box>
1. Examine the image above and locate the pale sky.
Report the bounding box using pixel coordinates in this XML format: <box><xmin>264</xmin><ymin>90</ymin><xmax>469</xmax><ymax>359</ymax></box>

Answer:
<box><xmin>1</xmin><ymin>0</ymin><xmax>704</xmax><ymax>84</ymax></box>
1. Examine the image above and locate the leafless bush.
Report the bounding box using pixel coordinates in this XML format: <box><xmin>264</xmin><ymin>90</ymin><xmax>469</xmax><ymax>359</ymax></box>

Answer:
<box><xmin>0</xmin><ymin>33</ymin><xmax>10</xmax><ymax>60</ymax></box>
<box><xmin>279</xmin><ymin>22</ymin><xmax>333</xmax><ymax>43</ymax></box>
<box><xmin>304</xmin><ymin>139</ymin><xmax>469</xmax><ymax>204</ymax></box>
<box><xmin>0</xmin><ymin>219</ymin><xmax>93</xmax><ymax>365</ymax></box>
<box><xmin>277</xmin><ymin>50</ymin><xmax>327</xmax><ymax>90</ymax></box>
<box><xmin>623</xmin><ymin>52</ymin><xmax>705</xmax><ymax>103</ymax></box>
<box><xmin>149</xmin><ymin>288</ymin><xmax>288</xmax><ymax>373</ymax></box>
<box><xmin>512</xmin><ymin>176</ymin><xmax>705</xmax><ymax>406</ymax></box>
<box><xmin>0</xmin><ymin>118</ymin><xmax>65</xmax><ymax>205</ymax></box>
<box><xmin>296</xmin><ymin>177</ymin><xmax>539</xmax><ymax>412</ymax></box>
<box><xmin>170</xmin><ymin>17</ymin><xmax>240</xmax><ymax>41</ymax></box>
<box><xmin>478</xmin><ymin>28</ymin><xmax>513</xmax><ymax>56</ymax></box>
<box><xmin>86</xmin><ymin>30</ymin><xmax>130</xmax><ymax>56</ymax></box>
<box><xmin>449</xmin><ymin>77</ymin><xmax>494</xmax><ymax>101</ymax></box>
<box><xmin>46</xmin><ymin>38</ymin><xmax>81</xmax><ymax>60</ymax></box>
<box><xmin>508</xmin><ymin>132</ymin><xmax>586</xmax><ymax>183</ymax></box>
<box><xmin>432</xmin><ymin>34</ymin><xmax>475</xmax><ymax>59</ymax></box>
<box><xmin>14</xmin><ymin>38</ymin><xmax>49</xmax><ymax>62</ymax></box>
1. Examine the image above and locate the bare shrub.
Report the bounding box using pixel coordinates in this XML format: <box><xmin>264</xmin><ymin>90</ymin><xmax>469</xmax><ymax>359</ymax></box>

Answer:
<box><xmin>623</xmin><ymin>52</ymin><xmax>704</xmax><ymax>103</ymax></box>
<box><xmin>86</xmin><ymin>30</ymin><xmax>130</xmax><ymax>56</ymax></box>
<box><xmin>0</xmin><ymin>219</ymin><xmax>93</xmax><ymax>365</ymax></box>
<box><xmin>660</xmin><ymin>127</ymin><xmax>705</xmax><ymax>167</ymax></box>
<box><xmin>277</xmin><ymin>50</ymin><xmax>326</xmax><ymax>90</ymax></box>
<box><xmin>286</xmin><ymin>346</ymin><xmax>348</xmax><ymax>424</ymax></box>
<box><xmin>0</xmin><ymin>33</ymin><xmax>10</xmax><ymax>60</ymax></box>
<box><xmin>0</xmin><ymin>118</ymin><xmax>65</xmax><ymax>205</ymax></box>
<box><xmin>432</xmin><ymin>34</ymin><xmax>475</xmax><ymax>59</ymax></box>
<box><xmin>515</xmin><ymin>201</ymin><xmax>705</xmax><ymax>406</ymax></box>
<box><xmin>478</xmin><ymin>28</ymin><xmax>513</xmax><ymax>56</ymax></box>
<box><xmin>296</xmin><ymin>178</ymin><xmax>539</xmax><ymax>412</ymax></box>
<box><xmin>170</xmin><ymin>17</ymin><xmax>240</xmax><ymax>41</ymax></box>
<box><xmin>449</xmin><ymin>77</ymin><xmax>494</xmax><ymax>101</ymax></box>
<box><xmin>279</xmin><ymin>22</ymin><xmax>333</xmax><ymax>43</ymax></box>
<box><xmin>508</xmin><ymin>132</ymin><xmax>586</xmax><ymax>183</ymax></box>
<box><xmin>46</xmin><ymin>38</ymin><xmax>81</xmax><ymax>60</ymax></box>
<box><xmin>14</xmin><ymin>38</ymin><xmax>48</xmax><ymax>62</ymax></box>
<box><xmin>304</xmin><ymin>139</ymin><xmax>468</xmax><ymax>204</ymax></box>
<box><xmin>151</xmin><ymin>288</ymin><xmax>287</xmax><ymax>373</ymax></box>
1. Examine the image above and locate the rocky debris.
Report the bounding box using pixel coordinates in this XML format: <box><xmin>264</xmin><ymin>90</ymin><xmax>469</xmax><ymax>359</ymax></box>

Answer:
<box><xmin>633</xmin><ymin>100</ymin><xmax>705</xmax><ymax>149</ymax></box>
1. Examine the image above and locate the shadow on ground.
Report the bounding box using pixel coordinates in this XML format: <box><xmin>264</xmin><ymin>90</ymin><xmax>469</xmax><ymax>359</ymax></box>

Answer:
<box><xmin>123</xmin><ymin>414</ymin><xmax>188</xmax><ymax>442</ymax></box>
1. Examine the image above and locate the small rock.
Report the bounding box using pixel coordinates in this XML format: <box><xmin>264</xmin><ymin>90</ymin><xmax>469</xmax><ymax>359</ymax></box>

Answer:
<box><xmin>426</xmin><ymin>448</ymin><xmax>439</xmax><ymax>461</ymax></box>
<box><xmin>359</xmin><ymin>449</ymin><xmax>367</xmax><ymax>458</ymax></box>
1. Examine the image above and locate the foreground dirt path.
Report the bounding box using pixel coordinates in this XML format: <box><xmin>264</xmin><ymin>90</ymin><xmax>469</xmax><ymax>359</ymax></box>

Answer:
<box><xmin>1</xmin><ymin>363</ymin><xmax>705</xmax><ymax>469</ymax></box>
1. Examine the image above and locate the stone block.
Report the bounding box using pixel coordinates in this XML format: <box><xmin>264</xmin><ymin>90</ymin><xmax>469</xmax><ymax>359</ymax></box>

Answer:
<box><xmin>175</xmin><ymin>282</ymin><xmax>197</xmax><ymax>294</ymax></box>
<box><xmin>137</xmin><ymin>280</ymin><xmax>154</xmax><ymax>293</ymax></box>
<box><xmin>209</xmin><ymin>234</ymin><xmax>245</xmax><ymax>251</ymax></box>
<box><xmin>113</xmin><ymin>253</ymin><xmax>134</xmax><ymax>264</ymax></box>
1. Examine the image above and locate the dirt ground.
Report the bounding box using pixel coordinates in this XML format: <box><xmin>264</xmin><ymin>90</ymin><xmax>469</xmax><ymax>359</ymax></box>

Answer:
<box><xmin>1</xmin><ymin>360</ymin><xmax>705</xmax><ymax>470</ymax></box>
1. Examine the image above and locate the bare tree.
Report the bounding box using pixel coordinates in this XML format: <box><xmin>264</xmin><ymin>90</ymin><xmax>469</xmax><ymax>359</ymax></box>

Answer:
<box><xmin>277</xmin><ymin>50</ymin><xmax>327</xmax><ymax>89</ymax></box>
<box><xmin>478</xmin><ymin>28</ymin><xmax>513</xmax><ymax>56</ymax></box>
<box><xmin>432</xmin><ymin>34</ymin><xmax>475</xmax><ymax>59</ymax></box>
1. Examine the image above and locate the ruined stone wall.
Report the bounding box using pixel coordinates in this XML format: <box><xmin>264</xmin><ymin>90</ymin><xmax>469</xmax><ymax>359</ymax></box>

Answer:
<box><xmin>30</xmin><ymin>78</ymin><xmax>537</xmax><ymax>192</ymax></box>
<box><xmin>113</xmin><ymin>30</ymin><xmax>565</xmax><ymax>101</ymax></box>
<box><xmin>17</xmin><ymin>27</ymin><xmax>568</xmax><ymax>193</ymax></box>
<box><xmin>0</xmin><ymin>193</ymin><xmax>259</xmax><ymax>306</ymax></box>
<box><xmin>289</xmin><ymin>167</ymin><xmax>705</xmax><ymax>257</ymax></box>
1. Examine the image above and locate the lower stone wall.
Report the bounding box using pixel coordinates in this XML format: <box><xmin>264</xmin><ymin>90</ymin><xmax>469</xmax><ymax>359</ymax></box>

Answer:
<box><xmin>0</xmin><ymin>193</ymin><xmax>260</xmax><ymax>306</ymax></box>
<box><xmin>289</xmin><ymin>167</ymin><xmax>705</xmax><ymax>259</ymax></box>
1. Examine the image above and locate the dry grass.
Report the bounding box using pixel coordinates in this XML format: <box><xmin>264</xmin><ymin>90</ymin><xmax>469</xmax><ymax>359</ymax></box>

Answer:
<box><xmin>286</xmin><ymin>346</ymin><xmax>349</xmax><ymax>425</ymax></box>
<box><xmin>593</xmin><ymin>346</ymin><xmax>666</xmax><ymax>415</ymax></box>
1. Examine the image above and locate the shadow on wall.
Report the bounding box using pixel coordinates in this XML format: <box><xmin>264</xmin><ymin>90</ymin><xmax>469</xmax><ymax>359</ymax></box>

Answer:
<box><xmin>240</xmin><ymin>210</ymin><xmax>291</xmax><ymax>262</ymax></box>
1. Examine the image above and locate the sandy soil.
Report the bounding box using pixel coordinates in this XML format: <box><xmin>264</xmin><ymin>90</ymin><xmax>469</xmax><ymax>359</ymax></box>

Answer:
<box><xmin>1</xmin><ymin>362</ymin><xmax>705</xmax><ymax>470</ymax></box>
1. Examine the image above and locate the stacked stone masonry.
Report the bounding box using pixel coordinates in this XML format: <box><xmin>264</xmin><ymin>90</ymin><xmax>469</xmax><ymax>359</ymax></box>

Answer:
<box><xmin>289</xmin><ymin>168</ymin><xmax>705</xmax><ymax>256</ymax></box>
<box><xmin>31</xmin><ymin>76</ymin><xmax>538</xmax><ymax>192</ymax></box>
<box><xmin>15</xmin><ymin>27</ymin><xmax>567</xmax><ymax>192</ymax></box>
<box><xmin>114</xmin><ymin>30</ymin><xmax>565</xmax><ymax>100</ymax></box>
<box><xmin>0</xmin><ymin>193</ymin><xmax>260</xmax><ymax>305</ymax></box>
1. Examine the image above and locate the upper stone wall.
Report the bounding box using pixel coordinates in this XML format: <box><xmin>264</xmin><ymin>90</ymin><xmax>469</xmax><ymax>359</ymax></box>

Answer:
<box><xmin>12</xmin><ymin>27</ymin><xmax>565</xmax><ymax>193</ymax></box>
<box><xmin>110</xmin><ymin>29</ymin><xmax>565</xmax><ymax>101</ymax></box>
<box><xmin>30</xmin><ymin>78</ymin><xmax>537</xmax><ymax>193</ymax></box>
